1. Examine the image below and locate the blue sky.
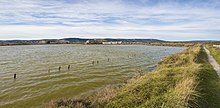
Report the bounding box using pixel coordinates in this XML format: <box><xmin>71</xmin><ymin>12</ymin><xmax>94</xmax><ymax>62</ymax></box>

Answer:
<box><xmin>0</xmin><ymin>0</ymin><xmax>220</xmax><ymax>41</ymax></box>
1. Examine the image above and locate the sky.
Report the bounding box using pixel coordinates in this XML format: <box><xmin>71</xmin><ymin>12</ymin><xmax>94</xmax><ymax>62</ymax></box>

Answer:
<box><xmin>0</xmin><ymin>0</ymin><xmax>220</xmax><ymax>41</ymax></box>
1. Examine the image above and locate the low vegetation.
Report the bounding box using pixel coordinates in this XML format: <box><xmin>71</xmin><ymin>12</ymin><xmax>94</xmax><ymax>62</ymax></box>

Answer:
<box><xmin>126</xmin><ymin>42</ymin><xmax>196</xmax><ymax>47</ymax></box>
<box><xmin>48</xmin><ymin>45</ymin><xmax>220</xmax><ymax>108</ymax></box>
<box><xmin>206</xmin><ymin>44</ymin><xmax>220</xmax><ymax>64</ymax></box>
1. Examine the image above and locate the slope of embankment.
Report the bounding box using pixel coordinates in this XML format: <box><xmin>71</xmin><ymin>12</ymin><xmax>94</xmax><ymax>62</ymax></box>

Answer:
<box><xmin>105</xmin><ymin>45</ymin><xmax>220</xmax><ymax>108</ymax></box>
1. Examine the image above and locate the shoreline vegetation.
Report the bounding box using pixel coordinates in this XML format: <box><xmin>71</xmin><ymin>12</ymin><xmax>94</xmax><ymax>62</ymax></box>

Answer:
<box><xmin>0</xmin><ymin>42</ymin><xmax>197</xmax><ymax>47</ymax></box>
<box><xmin>48</xmin><ymin>45</ymin><xmax>220</xmax><ymax>108</ymax></box>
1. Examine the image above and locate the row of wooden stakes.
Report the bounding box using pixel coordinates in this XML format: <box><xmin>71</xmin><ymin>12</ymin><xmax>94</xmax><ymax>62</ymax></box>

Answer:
<box><xmin>13</xmin><ymin>58</ymin><xmax>112</xmax><ymax>79</ymax></box>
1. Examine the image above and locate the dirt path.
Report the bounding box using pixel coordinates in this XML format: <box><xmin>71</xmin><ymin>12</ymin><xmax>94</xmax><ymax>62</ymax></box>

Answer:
<box><xmin>204</xmin><ymin>47</ymin><xmax>220</xmax><ymax>77</ymax></box>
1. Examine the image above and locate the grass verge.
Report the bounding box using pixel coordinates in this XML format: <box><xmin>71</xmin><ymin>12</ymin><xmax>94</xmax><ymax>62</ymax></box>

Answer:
<box><xmin>206</xmin><ymin>45</ymin><xmax>220</xmax><ymax>64</ymax></box>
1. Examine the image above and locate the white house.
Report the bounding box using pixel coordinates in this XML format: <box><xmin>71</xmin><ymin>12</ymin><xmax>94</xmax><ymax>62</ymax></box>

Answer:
<box><xmin>39</xmin><ymin>40</ymin><xmax>48</xmax><ymax>44</ymax></box>
<box><xmin>102</xmin><ymin>41</ymin><xmax>122</xmax><ymax>45</ymax></box>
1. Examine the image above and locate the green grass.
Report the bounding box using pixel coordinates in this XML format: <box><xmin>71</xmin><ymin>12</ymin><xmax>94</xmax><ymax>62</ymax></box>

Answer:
<box><xmin>206</xmin><ymin>45</ymin><xmax>220</xmax><ymax>65</ymax></box>
<box><xmin>198</xmin><ymin>62</ymin><xmax>220</xmax><ymax>107</ymax></box>
<box><xmin>48</xmin><ymin>45</ymin><xmax>220</xmax><ymax>108</ymax></box>
<box><xmin>105</xmin><ymin>46</ymin><xmax>220</xmax><ymax>108</ymax></box>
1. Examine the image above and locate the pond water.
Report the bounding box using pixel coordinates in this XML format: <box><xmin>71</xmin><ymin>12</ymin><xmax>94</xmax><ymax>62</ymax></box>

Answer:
<box><xmin>0</xmin><ymin>44</ymin><xmax>184</xmax><ymax>107</ymax></box>
<box><xmin>213</xmin><ymin>45</ymin><xmax>220</xmax><ymax>48</ymax></box>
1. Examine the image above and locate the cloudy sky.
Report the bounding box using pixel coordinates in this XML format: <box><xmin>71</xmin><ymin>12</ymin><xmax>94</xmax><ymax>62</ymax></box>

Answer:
<box><xmin>0</xmin><ymin>0</ymin><xmax>220</xmax><ymax>41</ymax></box>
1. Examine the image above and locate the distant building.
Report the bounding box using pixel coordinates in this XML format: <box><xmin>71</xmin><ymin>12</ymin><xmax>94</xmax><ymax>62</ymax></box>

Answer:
<box><xmin>102</xmin><ymin>41</ymin><xmax>122</xmax><ymax>45</ymax></box>
<box><xmin>85</xmin><ymin>40</ymin><xmax>90</xmax><ymax>44</ymax></box>
<box><xmin>102</xmin><ymin>42</ymin><xmax>112</xmax><ymax>44</ymax></box>
<box><xmin>85</xmin><ymin>39</ymin><xmax>122</xmax><ymax>45</ymax></box>
<box><xmin>39</xmin><ymin>40</ymin><xmax>50</xmax><ymax>44</ymax></box>
<box><xmin>85</xmin><ymin>39</ymin><xmax>103</xmax><ymax>44</ymax></box>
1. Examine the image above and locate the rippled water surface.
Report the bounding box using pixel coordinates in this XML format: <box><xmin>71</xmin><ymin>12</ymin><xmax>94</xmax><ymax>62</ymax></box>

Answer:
<box><xmin>0</xmin><ymin>44</ymin><xmax>184</xmax><ymax>107</ymax></box>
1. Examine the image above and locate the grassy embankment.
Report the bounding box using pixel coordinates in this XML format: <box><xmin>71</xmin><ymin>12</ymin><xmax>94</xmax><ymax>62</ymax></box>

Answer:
<box><xmin>49</xmin><ymin>45</ymin><xmax>220</xmax><ymax>108</ymax></box>
<box><xmin>206</xmin><ymin>45</ymin><xmax>220</xmax><ymax>65</ymax></box>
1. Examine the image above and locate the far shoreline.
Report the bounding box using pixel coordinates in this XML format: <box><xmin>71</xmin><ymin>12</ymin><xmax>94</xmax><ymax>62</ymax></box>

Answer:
<box><xmin>0</xmin><ymin>42</ymin><xmax>199</xmax><ymax>47</ymax></box>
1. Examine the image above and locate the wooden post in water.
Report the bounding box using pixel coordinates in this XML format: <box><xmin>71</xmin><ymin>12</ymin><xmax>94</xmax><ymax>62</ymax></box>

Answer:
<box><xmin>59</xmin><ymin>66</ymin><xmax>61</xmax><ymax>71</ymax></box>
<box><xmin>108</xmin><ymin>58</ymin><xmax>110</xmax><ymax>62</ymax></box>
<box><xmin>97</xmin><ymin>60</ymin><xmax>99</xmax><ymax>64</ymax></box>
<box><xmin>68</xmin><ymin>65</ymin><xmax>70</xmax><ymax>70</ymax></box>
<box><xmin>92</xmin><ymin>61</ymin><xmax>95</xmax><ymax>65</ymax></box>
<box><xmin>14</xmin><ymin>74</ymin><xmax>16</xmax><ymax>79</ymax></box>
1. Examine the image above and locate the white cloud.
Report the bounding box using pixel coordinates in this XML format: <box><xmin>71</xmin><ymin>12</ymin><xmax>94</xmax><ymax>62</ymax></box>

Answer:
<box><xmin>0</xmin><ymin>0</ymin><xmax>220</xmax><ymax>40</ymax></box>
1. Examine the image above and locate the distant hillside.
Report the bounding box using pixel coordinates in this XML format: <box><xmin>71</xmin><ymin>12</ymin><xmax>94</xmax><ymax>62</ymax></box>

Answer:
<box><xmin>1</xmin><ymin>38</ymin><xmax>220</xmax><ymax>44</ymax></box>
<box><xmin>180</xmin><ymin>40</ymin><xmax>220</xmax><ymax>43</ymax></box>
<box><xmin>0</xmin><ymin>38</ymin><xmax>166</xmax><ymax>46</ymax></box>
<box><xmin>62</xmin><ymin>38</ymin><xmax>88</xmax><ymax>42</ymax></box>
<box><xmin>62</xmin><ymin>38</ymin><xmax>165</xmax><ymax>43</ymax></box>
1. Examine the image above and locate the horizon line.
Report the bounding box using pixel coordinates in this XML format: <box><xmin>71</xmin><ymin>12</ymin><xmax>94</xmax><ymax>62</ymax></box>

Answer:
<box><xmin>1</xmin><ymin>37</ymin><xmax>220</xmax><ymax>42</ymax></box>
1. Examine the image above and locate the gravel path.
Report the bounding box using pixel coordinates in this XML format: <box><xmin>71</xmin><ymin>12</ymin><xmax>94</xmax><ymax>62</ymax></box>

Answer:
<box><xmin>204</xmin><ymin>47</ymin><xmax>220</xmax><ymax>77</ymax></box>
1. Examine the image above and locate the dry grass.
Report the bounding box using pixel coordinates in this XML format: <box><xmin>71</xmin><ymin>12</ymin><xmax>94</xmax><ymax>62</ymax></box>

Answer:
<box><xmin>164</xmin><ymin>77</ymin><xmax>200</xmax><ymax>108</ymax></box>
<box><xmin>88</xmin><ymin>85</ymin><xmax>120</xmax><ymax>108</ymax></box>
<box><xmin>47</xmin><ymin>98</ymin><xmax>91</xmax><ymax>108</ymax></box>
<box><xmin>47</xmin><ymin>85</ymin><xmax>120</xmax><ymax>108</ymax></box>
